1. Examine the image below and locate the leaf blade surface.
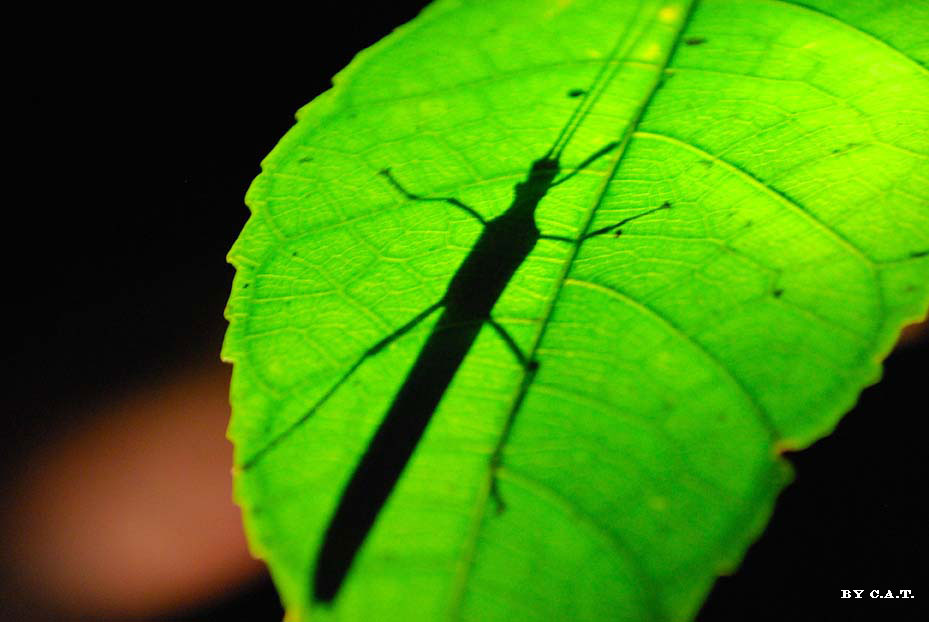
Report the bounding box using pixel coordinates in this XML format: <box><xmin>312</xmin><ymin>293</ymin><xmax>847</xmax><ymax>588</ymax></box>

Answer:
<box><xmin>223</xmin><ymin>1</ymin><xmax>929</xmax><ymax>619</ymax></box>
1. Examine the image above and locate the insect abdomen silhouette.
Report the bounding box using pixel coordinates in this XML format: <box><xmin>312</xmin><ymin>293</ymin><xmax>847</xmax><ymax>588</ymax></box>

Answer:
<box><xmin>313</xmin><ymin>157</ymin><xmax>560</xmax><ymax>602</ymax></box>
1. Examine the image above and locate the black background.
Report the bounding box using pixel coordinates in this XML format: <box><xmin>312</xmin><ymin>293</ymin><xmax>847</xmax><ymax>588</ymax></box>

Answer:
<box><xmin>6</xmin><ymin>2</ymin><xmax>925</xmax><ymax>620</ymax></box>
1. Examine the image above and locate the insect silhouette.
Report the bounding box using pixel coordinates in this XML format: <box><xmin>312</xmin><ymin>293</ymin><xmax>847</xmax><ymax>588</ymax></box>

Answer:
<box><xmin>238</xmin><ymin>16</ymin><xmax>677</xmax><ymax>606</ymax></box>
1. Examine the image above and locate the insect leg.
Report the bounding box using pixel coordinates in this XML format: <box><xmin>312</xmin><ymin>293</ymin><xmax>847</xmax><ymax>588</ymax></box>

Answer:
<box><xmin>583</xmin><ymin>201</ymin><xmax>672</xmax><ymax>240</ymax></box>
<box><xmin>237</xmin><ymin>300</ymin><xmax>445</xmax><ymax>470</ymax></box>
<box><xmin>539</xmin><ymin>201</ymin><xmax>672</xmax><ymax>244</ymax></box>
<box><xmin>379</xmin><ymin>168</ymin><xmax>487</xmax><ymax>226</ymax></box>
<box><xmin>538</xmin><ymin>233</ymin><xmax>579</xmax><ymax>244</ymax></box>
<box><xmin>548</xmin><ymin>140</ymin><xmax>620</xmax><ymax>188</ymax></box>
<box><xmin>484</xmin><ymin>317</ymin><xmax>540</xmax><ymax>514</ymax></box>
<box><xmin>486</xmin><ymin>318</ymin><xmax>538</xmax><ymax>371</ymax></box>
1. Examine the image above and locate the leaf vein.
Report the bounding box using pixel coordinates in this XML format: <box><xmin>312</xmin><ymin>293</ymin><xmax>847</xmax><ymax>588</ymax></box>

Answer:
<box><xmin>759</xmin><ymin>0</ymin><xmax>929</xmax><ymax>78</ymax></box>
<box><xmin>495</xmin><ymin>465</ymin><xmax>668</xmax><ymax>622</ymax></box>
<box><xmin>563</xmin><ymin>276</ymin><xmax>780</xmax><ymax>439</ymax></box>
<box><xmin>633</xmin><ymin>130</ymin><xmax>878</xmax><ymax>268</ymax></box>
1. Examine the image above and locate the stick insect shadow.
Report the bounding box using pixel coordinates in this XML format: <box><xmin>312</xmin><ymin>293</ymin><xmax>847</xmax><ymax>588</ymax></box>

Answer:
<box><xmin>237</xmin><ymin>18</ymin><xmax>678</xmax><ymax>605</ymax></box>
<box><xmin>312</xmin><ymin>144</ymin><xmax>673</xmax><ymax>602</ymax></box>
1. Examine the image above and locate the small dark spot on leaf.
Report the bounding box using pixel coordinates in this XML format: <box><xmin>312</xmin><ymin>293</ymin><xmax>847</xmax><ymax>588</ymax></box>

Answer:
<box><xmin>567</xmin><ymin>88</ymin><xmax>585</xmax><ymax>98</ymax></box>
<box><xmin>685</xmin><ymin>37</ymin><xmax>707</xmax><ymax>46</ymax></box>
<box><xmin>299</xmin><ymin>156</ymin><xmax>314</xmax><ymax>163</ymax></box>
<box><xmin>528</xmin><ymin>360</ymin><xmax>540</xmax><ymax>372</ymax></box>
<box><xmin>614</xmin><ymin>229</ymin><xmax>623</xmax><ymax>238</ymax></box>
<box><xmin>743</xmin><ymin>220</ymin><xmax>753</xmax><ymax>229</ymax></box>
<box><xmin>243</xmin><ymin>283</ymin><xmax>250</xmax><ymax>289</ymax></box>
<box><xmin>832</xmin><ymin>142</ymin><xmax>860</xmax><ymax>154</ymax></box>
<box><xmin>292</xmin><ymin>251</ymin><xmax>299</xmax><ymax>257</ymax></box>
<box><xmin>910</xmin><ymin>249</ymin><xmax>929</xmax><ymax>258</ymax></box>
<box><xmin>699</xmin><ymin>159</ymin><xmax>713</xmax><ymax>168</ymax></box>
<box><xmin>661</xmin><ymin>201</ymin><xmax>671</xmax><ymax>209</ymax></box>
<box><xmin>773</xmin><ymin>288</ymin><xmax>784</xmax><ymax>298</ymax></box>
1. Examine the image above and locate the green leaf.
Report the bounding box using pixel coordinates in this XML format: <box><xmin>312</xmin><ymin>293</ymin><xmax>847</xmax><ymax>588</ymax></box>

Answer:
<box><xmin>223</xmin><ymin>0</ymin><xmax>929</xmax><ymax>619</ymax></box>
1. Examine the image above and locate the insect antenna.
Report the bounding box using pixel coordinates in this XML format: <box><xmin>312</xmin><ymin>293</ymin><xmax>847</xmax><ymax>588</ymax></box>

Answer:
<box><xmin>545</xmin><ymin>11</ymin><xmax>654</xmax><ymax>160</ymax></box>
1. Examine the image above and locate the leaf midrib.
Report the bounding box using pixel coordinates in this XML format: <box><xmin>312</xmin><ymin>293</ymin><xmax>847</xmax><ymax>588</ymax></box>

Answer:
<box><xmin>448</xmin><ymin>2</ymin><xmax>700</xmax><ymax>618</ymax></box>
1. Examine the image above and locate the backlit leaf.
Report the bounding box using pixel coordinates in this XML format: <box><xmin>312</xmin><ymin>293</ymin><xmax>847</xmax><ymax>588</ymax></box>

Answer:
<box><xmin>223</xmin><ymin>1</ymin><xmax>929</xmax><ymax>619</ymax></box>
